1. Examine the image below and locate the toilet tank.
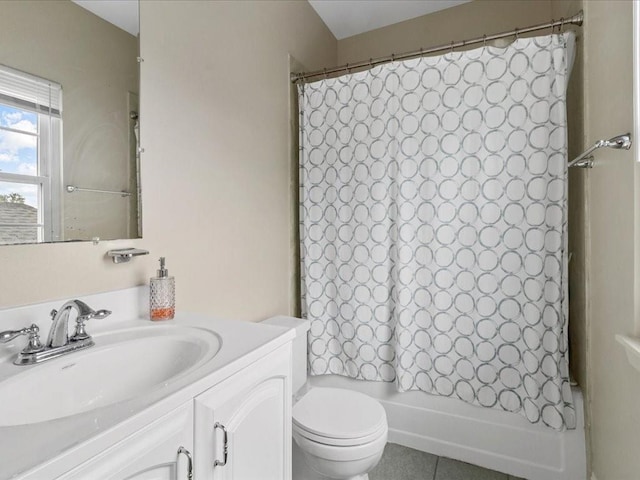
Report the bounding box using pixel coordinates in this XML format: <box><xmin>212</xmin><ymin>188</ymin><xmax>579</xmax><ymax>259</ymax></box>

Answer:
<box><xmin>262</xmin><ymin>316</ymin><xmax>310</xmax><ymax>394</ymax></box>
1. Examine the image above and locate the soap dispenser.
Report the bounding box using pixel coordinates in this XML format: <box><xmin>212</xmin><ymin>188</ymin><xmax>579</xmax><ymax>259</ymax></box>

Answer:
<box><xmin>150</xmin><ymin>257</ymin><xmax>175</xmax><ymax>320</ymax></box>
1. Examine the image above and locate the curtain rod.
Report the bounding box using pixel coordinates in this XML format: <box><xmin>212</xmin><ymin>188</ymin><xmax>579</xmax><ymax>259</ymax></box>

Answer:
<box><xmin>291</xmin><ymin>10</ymin><xmax>584</xmax><ymax>84</ymax></box>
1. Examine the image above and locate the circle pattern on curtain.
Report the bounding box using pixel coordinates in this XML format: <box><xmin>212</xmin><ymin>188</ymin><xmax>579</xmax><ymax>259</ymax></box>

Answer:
<box><xmin>299</xmin><ymin>33</ymin><xmax>575</xmax><ymax>430</ymax></box>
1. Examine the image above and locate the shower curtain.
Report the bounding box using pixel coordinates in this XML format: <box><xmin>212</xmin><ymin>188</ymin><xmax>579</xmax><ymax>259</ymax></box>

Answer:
<box><xmin>299</xmin><ymin>33</ymin><xmax>575</xmax><ymax>430</ymax></box>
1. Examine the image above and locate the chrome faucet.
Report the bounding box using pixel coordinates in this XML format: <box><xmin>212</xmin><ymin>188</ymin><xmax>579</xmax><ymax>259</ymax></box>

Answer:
<box><xmin>0</xmin><ymin>299</ymin><xmax>111</xmax><ymax>365</ymax></box>
<box><xmin>47</xmin><ymin>300</ymin><xmax>111</xmax><ymax>347</ymax></box>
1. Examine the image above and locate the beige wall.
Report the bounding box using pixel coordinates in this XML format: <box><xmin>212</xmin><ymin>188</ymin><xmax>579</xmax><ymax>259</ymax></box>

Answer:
<box><xmin>0</xmin><ymin>1</ymin><xmax>139</xmax><ymax>242</ymax></box>
<box><xmin>583</xmin><ymin>3</ymin><xmax>640</xmax><ymax>478</ymax></box>
<box><xmin>0</xmin><ymin>0</ymin><xmax>336</xmax><ymax>318</ymax></box>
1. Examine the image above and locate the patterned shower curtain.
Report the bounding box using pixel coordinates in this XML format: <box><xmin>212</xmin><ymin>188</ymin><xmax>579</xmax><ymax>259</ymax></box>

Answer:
<box><xmin>299</xmin><ymin>33</ymin><xmax>575</xmax><ymax>430</ymax></box>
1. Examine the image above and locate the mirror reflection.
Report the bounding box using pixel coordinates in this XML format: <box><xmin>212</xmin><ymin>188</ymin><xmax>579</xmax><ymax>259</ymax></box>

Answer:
<box><xmin>0</xmin><ymin>0</ymin><xmax>140</xmax><ymax>245</ymax></box>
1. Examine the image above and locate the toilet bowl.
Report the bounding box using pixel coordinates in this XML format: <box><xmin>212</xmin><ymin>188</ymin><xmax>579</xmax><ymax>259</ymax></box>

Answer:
<box><xmin>262</xmin><ymin>316</ymin><xmax>388</xmax><ymax>480</ymax></box>
<box><xmin>292</xmin><ymin>387</ymin><xmax>387</xmax><ymax>480</ymax></box>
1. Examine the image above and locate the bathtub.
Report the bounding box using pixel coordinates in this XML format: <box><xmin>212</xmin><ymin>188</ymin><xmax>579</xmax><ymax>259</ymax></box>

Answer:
<box><xmin>309</xmin><ymin>375</ymin><xmax>586</xmax><ymax>480</ymax></box>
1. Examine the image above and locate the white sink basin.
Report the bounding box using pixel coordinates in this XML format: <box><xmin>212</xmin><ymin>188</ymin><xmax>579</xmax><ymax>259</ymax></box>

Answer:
<box><xmin>0</xmin><ymin>325</ymin><xmax>221</xmax><ymax>426</ymax></box>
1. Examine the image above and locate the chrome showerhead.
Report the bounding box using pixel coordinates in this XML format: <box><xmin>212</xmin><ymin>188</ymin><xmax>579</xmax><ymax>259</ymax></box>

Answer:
<box><xmin>569</xmin><ymin>133</ymin><xmax>632</xmax><ymax>168</ymax></box>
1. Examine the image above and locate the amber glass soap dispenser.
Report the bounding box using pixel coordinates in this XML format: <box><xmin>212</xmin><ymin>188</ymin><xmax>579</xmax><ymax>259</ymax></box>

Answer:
<box><xmin>150</xmin><ymin>257</ymin><xmax>175</xmax><ymax>320</ymax></box>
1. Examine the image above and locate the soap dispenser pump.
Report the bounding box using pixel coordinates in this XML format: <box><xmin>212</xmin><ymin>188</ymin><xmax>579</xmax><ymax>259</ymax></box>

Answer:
<box><xmin>150</xmin><ymin>257</ymin><xmax>175</xmax><ymax>320</ymax></box>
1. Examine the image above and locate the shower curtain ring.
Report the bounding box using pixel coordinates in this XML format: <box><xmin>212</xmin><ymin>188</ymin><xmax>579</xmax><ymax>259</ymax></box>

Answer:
<box><xmin>369</xmin><ymin>58</ymin><xmax>374</xmax><ymax>68</ymax></box>
<box><xmin>323</xmin><ymin>68</ymin><xmax>328</xmax><ymax>79</ymax></box>
<box><xmin>515</xmin><ymin>28</ymin><xmax>519</xmax><ymax>40</ymax></box>
<box><xmin>483</xmin><ymin>34</ymin><xmax>487</xmax><ymax>47</ymax></box>
<box><xmin>560</xmin><ymin>17</ymin><xmax>565</xmax><ymax>32</ymax></box>
<box><xmin>450</xmin><ymin>41</ymin><xmax>455</xmax><ymax>54</ymax></box>
<box><xmin>346</xmin><ymin>63</ymin><xmax>351</xmax><ymax>74</ymax></box>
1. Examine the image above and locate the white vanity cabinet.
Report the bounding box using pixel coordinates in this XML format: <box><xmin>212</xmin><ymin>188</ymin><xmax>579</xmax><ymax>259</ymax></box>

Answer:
<box><xmin>53</xmin><ymin>343</ymin><xmax>291</xmax><ymax>480</ymax></box>
<box><xmin>194</xmin><ymin>343</ymin><xmax>292</xmax><ymax>480</ymax></box>
<box><xmin>59</xmin><ymin>403</ymin><xmax>194</xmax><ymax>480</ymax></box>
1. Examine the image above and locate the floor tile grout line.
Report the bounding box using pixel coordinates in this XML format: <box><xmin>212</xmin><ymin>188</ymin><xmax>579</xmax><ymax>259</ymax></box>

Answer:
<box><xmin>370</xmin><ymin>443</ymin><xmax>513</xmax><ymax>480</ymax></box>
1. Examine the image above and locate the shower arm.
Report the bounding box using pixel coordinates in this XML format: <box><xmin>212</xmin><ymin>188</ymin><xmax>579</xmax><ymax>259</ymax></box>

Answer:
<box><xmin>568</xmin><ymin>133</ymin><xmax>632</xmax><ymax>168</ymax></box>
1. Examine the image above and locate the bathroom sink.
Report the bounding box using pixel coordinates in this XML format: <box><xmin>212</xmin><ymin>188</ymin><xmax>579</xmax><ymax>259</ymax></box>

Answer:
<box><xmin>0</xmin><ymin>325</ymin><xmax>221</xmax><ymax>426</ymax></box>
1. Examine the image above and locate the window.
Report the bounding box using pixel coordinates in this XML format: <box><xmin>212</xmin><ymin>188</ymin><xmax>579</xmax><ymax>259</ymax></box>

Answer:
<box><xmin>0</xmin><ymin>65</ymin><xmax>62</xmax><ymax>244</ymax></box>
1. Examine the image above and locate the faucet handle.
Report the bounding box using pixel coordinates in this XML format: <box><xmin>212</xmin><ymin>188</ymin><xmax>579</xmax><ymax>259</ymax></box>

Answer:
<box><xmin>49</xmin><ymin>309</ymin><xmax>58</xmax><ymax>320</ymax></box>
<box><xmin>0</xmin><ymin>324</ymin><xmax>44</xmax><ymax>353</ymax></box>
<box><xmin>70</xmin><ymin>309</ymin><xmax>112</xmax><ymax>342</ymax></box>
<box><xmin>0</xmin><ymin>329</ymin><xmax>26</xmax><ymax>343</ymax></box>
<box><xmin>0</xmin><ymin>324</ymin><xmax>37</xmax><ymax>343</ymax></box>
<box><xmin>93</xmin><ymin>309</ymin><xmax>112</xmax><ymax>320</ymax></box>
<box><xmin>23</xmin><ymin>324</ymin><xmax>44</xmax><ymax>353</ymax></box>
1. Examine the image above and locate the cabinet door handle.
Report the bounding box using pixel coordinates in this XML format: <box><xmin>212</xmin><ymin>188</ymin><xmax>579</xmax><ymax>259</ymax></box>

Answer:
<box><xmin>213</xmin><ymin>422</ymin><xmax>229</xmax><ymax>467</ymax></box>
<box><xmin>177</xmin><ymin>446</ymin><xmax>193</xmax><ymax>480</ymax></box>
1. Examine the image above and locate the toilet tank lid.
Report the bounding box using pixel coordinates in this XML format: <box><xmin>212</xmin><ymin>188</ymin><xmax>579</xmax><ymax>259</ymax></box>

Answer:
<box><xmin>293</xmin><ymin>387</ymin><xmax>387</xmax><ymax>440</ymax></box>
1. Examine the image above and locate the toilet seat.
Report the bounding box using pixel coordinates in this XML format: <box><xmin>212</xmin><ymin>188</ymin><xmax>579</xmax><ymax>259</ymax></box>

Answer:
<box><xmin>293</xmin><ymin>420</ymin><xmax>387</xmax><ymax>447</ymax></box>
<box><xmin>293</xmin><ymin>387</ymin><xmax>387</xmax><ymax>447</ymax></box>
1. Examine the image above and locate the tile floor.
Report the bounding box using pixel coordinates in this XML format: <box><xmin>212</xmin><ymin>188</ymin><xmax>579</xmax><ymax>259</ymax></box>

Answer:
<box><xmin>369</xmin><ymin>443</ymin><xmax>525</xmax><ymax>480</ymax></box>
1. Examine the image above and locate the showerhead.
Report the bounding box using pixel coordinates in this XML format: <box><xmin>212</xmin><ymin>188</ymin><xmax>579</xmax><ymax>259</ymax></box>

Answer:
<box><xmin>568</xmin><ymin>132</ymin><xmax>633</xmax><ymax>168</ymax></box>
<box><xmin>602</xmin><ymin>133</ymin><xmax>632</xmax><ymax>150</ymax></box>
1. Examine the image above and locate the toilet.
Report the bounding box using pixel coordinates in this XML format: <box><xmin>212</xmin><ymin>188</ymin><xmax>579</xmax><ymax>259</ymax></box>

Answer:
<box><xmin>263</xmin><ymin>316</ymin><xmax>388</xmax><ymax>480</ymax></box>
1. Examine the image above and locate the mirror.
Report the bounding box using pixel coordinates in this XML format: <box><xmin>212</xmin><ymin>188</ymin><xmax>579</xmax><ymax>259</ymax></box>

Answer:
<box><xmin>0</xmin><ymin>0</ymin><xmax>140</xmax><ymax>245</ymax></box>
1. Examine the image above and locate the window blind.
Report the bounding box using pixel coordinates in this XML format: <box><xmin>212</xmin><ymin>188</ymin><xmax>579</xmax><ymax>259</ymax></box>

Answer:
<box><xmin>0</xmin><ymin>64</ymin><xmax>62</xmax><ymax>117</ymax></box>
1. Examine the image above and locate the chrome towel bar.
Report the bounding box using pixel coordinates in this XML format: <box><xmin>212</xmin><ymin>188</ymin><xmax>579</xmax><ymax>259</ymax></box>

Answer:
<box><xmin>66</xmin><ymin>185</ymin><xmax>131</xmax><ymax>197</ymax></box>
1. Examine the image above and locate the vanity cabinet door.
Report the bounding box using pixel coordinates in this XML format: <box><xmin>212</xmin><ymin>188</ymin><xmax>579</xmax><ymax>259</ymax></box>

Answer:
<box><xmin>59</xmin><ymin>403</ymin><xmax>194</xmax><ymax>480</ymax></box>
<box><xmin>194</xmin><ymin>344</ymin><xmax>292</xmax><ymax>480</ymax></box>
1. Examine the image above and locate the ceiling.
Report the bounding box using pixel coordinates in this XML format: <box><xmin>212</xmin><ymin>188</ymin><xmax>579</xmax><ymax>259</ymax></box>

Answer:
<box><xmin>70</xmin><ymin>1</ymin><xmax>471</xmax><ymax>41</ymax></box>
<box><xmin>72</xmin><ymin>0</ymin><xmax>139</xmax><ymax>37</ymax></box>
<box><xmin>308</xmin><ymin>0</ymin><xmax>471</xmax><ymax>40</ymax></box>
